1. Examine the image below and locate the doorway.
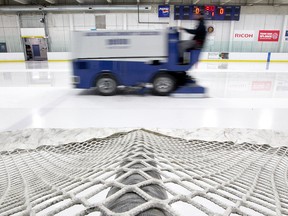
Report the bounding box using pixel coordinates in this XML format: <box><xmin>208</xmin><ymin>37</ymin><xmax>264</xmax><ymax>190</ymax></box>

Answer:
<box><xmin>23</xmin><ymin>37</ymin><xmax>48</xmax><ymax>61</ymax></box>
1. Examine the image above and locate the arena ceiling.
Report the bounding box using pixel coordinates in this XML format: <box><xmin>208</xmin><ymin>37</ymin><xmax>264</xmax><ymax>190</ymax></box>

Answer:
<box><xmin>0</xmin><ymin>0</ymin><xmax>287</xmax><ymax>8</ymax></box>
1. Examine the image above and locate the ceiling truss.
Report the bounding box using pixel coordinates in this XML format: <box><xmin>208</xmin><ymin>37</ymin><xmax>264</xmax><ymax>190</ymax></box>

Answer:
<box><xmin>4</xmin><ymin>0</ymin><xmax>288</xmax><ymax>7</ymax></box>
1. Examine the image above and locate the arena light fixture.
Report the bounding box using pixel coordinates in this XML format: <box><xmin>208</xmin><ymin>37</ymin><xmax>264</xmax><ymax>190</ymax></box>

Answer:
<box><xmin>0</xmin><ymin>5</ymin><xmax>152</xmax><ymax>12</ymax></box>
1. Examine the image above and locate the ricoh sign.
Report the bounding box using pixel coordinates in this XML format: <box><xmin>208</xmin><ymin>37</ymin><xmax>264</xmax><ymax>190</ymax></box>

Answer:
<box><xmin>233</xmin><ymin>30</ymin><xmax>255</xmax><ymax>41</ymax></box>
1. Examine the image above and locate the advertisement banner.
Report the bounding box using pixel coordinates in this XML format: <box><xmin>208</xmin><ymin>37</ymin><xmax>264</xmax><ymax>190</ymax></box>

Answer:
<box><xmin>251</xmin><ymin>81</ymin><xmax>272</xmax><ymax>91</ymax></box>
<box><xmin>158</xmin><ymin>5</ymin><xmax>170</xmax><ymax>18</ymax></box>
<box><xmin>208</xmin><ymin>52</ymin><xmax>229</xmax><ymax>60</ymax></box>
<box><xmin>258</xmin><ymin>30</ymin><xmax>280</xmax><ymax>42</ymax></box>
<box><xmin>276</xmin><ymin>80</ymin><xmax>288</xmax><ymax>91</ymax></box>
<box><xmin>233</xmin><ymin>30</ymin><xmax>255</xmax><ymax>41</ymax></box>
<box><xmin>285</xmin><ymin>30</ymin><xmax>288</xmax><ymax>41</ymax></box>
<box><xmin>0</xmin><ymin>43</ymin><xmax>7</xmax><ymax>53</ymax></box>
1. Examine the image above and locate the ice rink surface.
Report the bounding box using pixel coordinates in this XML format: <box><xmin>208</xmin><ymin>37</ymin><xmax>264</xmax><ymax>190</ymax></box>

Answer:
<box><xmin>0</xmin><ymin>61</ymin><xmax>288</xmax><ymax>216</ymax></box>
<box><xmin>0</xmin><ymin>61</ymin><xmax>288</xmax><ymax>132</ymax></box>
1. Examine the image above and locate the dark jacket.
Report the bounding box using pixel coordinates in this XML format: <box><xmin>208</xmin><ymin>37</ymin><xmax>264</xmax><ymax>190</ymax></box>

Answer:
<box><xmin>183</xmin><ymin>20</ymin><xmax>207</xmax><ymax>44</ymax></box>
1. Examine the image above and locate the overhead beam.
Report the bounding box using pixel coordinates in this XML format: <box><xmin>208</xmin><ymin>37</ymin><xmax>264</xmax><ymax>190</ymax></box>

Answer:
<box><xmin>0</xmin><ymin>5</ymin><xmax>152</xmax><ymax>12</ymax></box>
<box><xmin>45</xmin><ymin>0</ymin><xmax>56</xmax><ymax>4</ymax></box>
<box><xmin>13</xmin><ymin>0</ymin><xmax>29</xmax><ymax>4</ymax></box>
<box><xmin>249</xmin><ymin>0</ymin><xmax>266</xmax><ymax>3</ymax></box>
<box><xmin>253</xmin><ymin>0</ymin><xmax>265</xmax><ymax>3</ymax></box>
<box><xmin>221</xmin><ymin>0</ymin><xmax>232</xmax><ymax>5</ymax></box>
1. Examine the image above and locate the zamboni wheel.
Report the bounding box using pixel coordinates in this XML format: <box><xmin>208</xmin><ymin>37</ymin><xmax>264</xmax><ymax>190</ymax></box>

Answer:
<box><xmin>153</xmin><ymin>74</ymin><xmax>176</xmax><ymax>96</ymax></box>
<box><xmin>96</xmin><ymin>75</ymin><xmax>117</xmax><ymax>96</ymax></box>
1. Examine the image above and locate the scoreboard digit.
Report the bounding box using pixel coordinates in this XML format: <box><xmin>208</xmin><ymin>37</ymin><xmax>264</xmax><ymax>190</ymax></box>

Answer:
<box><xmin>233</xmin><ymin>6</ymin><xmax>241</xmax><ymax>20</ymax></box>
<box><xmin>183</xmin><ymin>5</ymin><xmax>190</xmax><ymax>20</ymax></box>
<box><xmin>224</xmin><ymin>6</ymin><xmax>232</xmax><ymax>20</ymax></box>
<box><xmin>174</xmin><ymin>5</ymin><xmax>181</xmax><ymax>20</ymax></box>
<box><xmin>216</xmin><ymin>6</ymin><xmax>225</xmax><ymax>20</ymax></box>
<box><xmin>203</xmin><ymin>5</ymin><xmax>216</xmax><ymax>20</ymax></box>
<box><xmin>174</xmin><ymin>5</ymin><xmax>241</xmax><ymax>21</ymax></box>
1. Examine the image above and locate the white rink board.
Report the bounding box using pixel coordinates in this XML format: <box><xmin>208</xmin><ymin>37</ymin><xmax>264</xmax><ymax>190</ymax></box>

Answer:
<box><xmin>71</xmin><ymin>30</ymin><xmax>168</xmax><ymax>59</ymax></box>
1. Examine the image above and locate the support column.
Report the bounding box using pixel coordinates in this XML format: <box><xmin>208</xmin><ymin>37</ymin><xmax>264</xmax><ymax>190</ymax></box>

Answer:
<box><xmin>229</xmin><ymin>21</ymin><xmax>235</xmax><ymax>52</ymax></box>
<box><xmin>69</xmin><ymin>14</ymin><xmax>74</xmax><ymax>31</ymax></box>
<box><xmin>43</xmin><ymin>13</ymin><xmax>51</xmax><ymax>52</ymax></box>
<box><xmin>124</xmin><ymin>13</ymin><xmax>127</xmax><ymax>30</ymax></box>
<box><xmin>17</xmin><ymin>13</ymin><xmax>25</xmax><ymax>54</ymax></box>
<box><xmin>279</xmin><ymin>15</ymin><xmax>288</xmax><ymax>53</ymax></box>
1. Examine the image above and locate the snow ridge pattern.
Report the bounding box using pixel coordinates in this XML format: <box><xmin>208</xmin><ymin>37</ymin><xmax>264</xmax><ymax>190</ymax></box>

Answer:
<box><xmin>0</xmin><ymin>129</ymin><xmax>287</xmax><ymax>216</ymax></box>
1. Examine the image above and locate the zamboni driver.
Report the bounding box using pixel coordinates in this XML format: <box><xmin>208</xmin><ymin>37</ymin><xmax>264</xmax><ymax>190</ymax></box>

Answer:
<box><xmin>178</xmin><ymin>13</ymin><xmax>207</xmax><ymax>64</ymax></box>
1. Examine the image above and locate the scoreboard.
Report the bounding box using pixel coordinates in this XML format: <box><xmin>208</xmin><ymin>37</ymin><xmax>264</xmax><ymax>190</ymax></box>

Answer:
<box><xmin>174</xmin><ymin>5</ymin><xmax>241</xmax><ymax>21</ymax></box>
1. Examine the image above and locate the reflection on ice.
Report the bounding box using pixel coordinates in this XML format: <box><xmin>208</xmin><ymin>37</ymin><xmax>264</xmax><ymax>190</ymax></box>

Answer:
<box><xmin>0</xmin><ymin>62</ymin><xmax>70</xmax><ymax>87</ymax></box>
<box><xmin>191</xmin><ymin>71</ymin><xmax>288</xmax><ymax>98</ymax></box>
<box><xmin>0</xmin><ymin>61</ymin><xmax>288</xmax><ymax>98</ymax></box>
<box><xmin>25</xmin><ymin>61</ymin><xmax>49</xmax><ymax>69</ymax></box>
